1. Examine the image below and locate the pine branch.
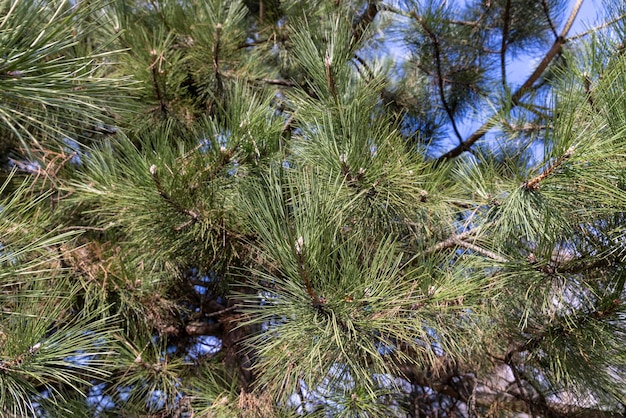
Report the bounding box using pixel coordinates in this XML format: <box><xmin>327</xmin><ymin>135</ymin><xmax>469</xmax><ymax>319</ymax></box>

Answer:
<box><xmin>352</xmin><ymin>1</ymin><xmax>379</xmax><ymax>46</ymax></box>
<box><xmin>324</xmin><ymin>51</ymin><xmax>339</xmax><ymax>103</ymax></box>
<box><xmin>410</xmin><ymin>11</ymin><xmax>464</xmax><ymax>145</ymax></box>
<box><xmin>425</xmin><ymin>227</ymin><xmax>507</xmax><ymax>262</ymax></box>
<box><xmin>500</xmin><ymin>0</ymin><xmax>511</xmax><ymax>89</ymax></box>
<box><xmin>426</xmin><ymin>229</ymin><xmax>479</xmax><ymax>253</ymax></box>
<box><xmin>523</xmin><ymin>146</ymin><xmax>573</xmax><ymax>191</ymax></box>
<box><xmin>293</xmin><ymin>236</ymin><xmax>323</xmax><ymax>307</ymax></box>
<box><xmin>203</xmin><ymin>305</ymin><xmax>238</xmax><ymax>318</ymax></box>
<box><xmin>185</xmin><ymin>322</ymin><xmax>221</xmax><ymax>336</ymax></box>
<box><xmin>212</xmin><ymin>23</ymin><xmax>224</xmax><ymax>99</ymax></box>
<box><xmin>400</xmin><ymin>353</ymin><xmax>624</xmax><ymax>417</ymax></box>
<box><xmin>454</xmin><ymin>239</ymin><xmax>507</xmax><ymax>263</ymax></box>
<box><xmin>0</xmin><ymin>343</ymin><xmax>42</xmax><ymax>372</ymax></box>
<box><xmin>568</xmin><ymin>12</ymin><xmax>626</xmax><ymax>41</ymax></box>
<box><xmin>149</xmin><ymin>165</ymin><xmax>200</xmax><ymax>229</ymax></box>
<box><xmin>437</xmin><ymin>0</ymin><xmax>585</xmax><ymax>161</ymax></box>
<box><xmin>541</xmin><ymin>0</ymin><xmax>559</xmax><ymax>38</ymax></box>
<box><xmin>149</xmin><ymin>49</ymin><xmax>168</xmax><ymax>116</ymax></box>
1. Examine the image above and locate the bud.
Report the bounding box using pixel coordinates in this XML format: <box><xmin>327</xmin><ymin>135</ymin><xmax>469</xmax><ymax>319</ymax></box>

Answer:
<box><xmin>28</xmin><ymin>342</ymin><xmax>42</xmax><ymax>354</ymax></box>
<box><xmin>149</xmin><ymin>164</ymin><xmax>157</xmax><ymax>175</ymax></box>
<box><xmin>295</xmin><ymin>236</ymin><xmax>304</xmax><ymax>254</ymax></box>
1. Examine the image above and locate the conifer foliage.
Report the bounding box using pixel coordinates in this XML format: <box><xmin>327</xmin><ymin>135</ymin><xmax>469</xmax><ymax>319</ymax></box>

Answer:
<box><xmin>0</xmin><ymin>0</ymin><xmax>625</xmax><ymax>416</ymax></box>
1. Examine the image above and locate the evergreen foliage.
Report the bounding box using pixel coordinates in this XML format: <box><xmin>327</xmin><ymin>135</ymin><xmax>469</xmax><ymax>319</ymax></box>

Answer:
<box><xmin>0</xmin><ymin>0</ymin><xmax>625</xmax><ymax>416</ymax></box>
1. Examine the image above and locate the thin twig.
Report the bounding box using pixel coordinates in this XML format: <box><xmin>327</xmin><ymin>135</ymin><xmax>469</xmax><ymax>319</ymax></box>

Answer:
<box><xmin>352</xmin><ymin>1</ymin><xmax>379</xmax><ymax>46</ymax></box>
<box><xmin>212</xmin><ymin>23</ymin><xmax>223</xmax><ymax>96</ymax></box>
<box><xmin>324</xmin><ymin>51</ymin><xmax>339</xmax><ymax>103</ymax></box>
<box><xmin>150</xmin><ymin>165</ymin><xmax>200</xmax><ymax>228</ymax></box>
<box><xmin>425</xmin><ymin>229</ymin><xmax>479</xmax><ymax>254</ymax></box>
<box><xmin>541</xmin><ymin>0</ymin><xmax>559</xmax><ymax>38</ymax></box>
<box><xmin>204</xmin><ymin>305</ymin><xmax>238</xmax><ymax>318</ymax></box>
<box><xmin>60</xmin><ymin>225</ymin><xmax>112</xmax><ymax>232</ymax></box>
<box><xmin>411</xmin><ymin>11</ymin><xmax>464</xmax><ymax>145</ymax></box>
<box><xmin>258</xmin><ymin>78</ymin><xmax>295</xmax><ymax>87</ymax></box>
<box><xmin>353</xmin><ymin>53</ymin><xmax>375</xmax><ymax>81</ymax></box>
<box><xmin>523</xmin><ymin>146</ymin><xmax>574</xmax><ymax>190</ymax></box>
<box><xmin>294</xmin><ymin>237</ymin><xmax>322</xmax><ymax>306</ymax></box>
<box><xmin>454</xmin><ymin>238</ymin><xmax>508</xmax><ymax>262</ymax></box>
<box><xmin>149</xmin><ymin>49</ymin><xmax>168</xmax><ymax>116</ymax></box>
<box><xmin>500</xmin><ymin>0</ymin><xmax>512</xmax><ymax>89</ymax></box>
<box><xmin>568</xmin><ymin>12</ymin><xmax>626</xmax><ymax>41</ymax></box>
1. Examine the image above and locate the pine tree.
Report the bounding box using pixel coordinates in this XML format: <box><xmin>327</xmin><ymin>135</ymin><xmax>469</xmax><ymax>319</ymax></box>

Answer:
<box><xmin>1</xmin><ymin>0</ymin><xmax>626</xmax><ymax>416</ymax></box>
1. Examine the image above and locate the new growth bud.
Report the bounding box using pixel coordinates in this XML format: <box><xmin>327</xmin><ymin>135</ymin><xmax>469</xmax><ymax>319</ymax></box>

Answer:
<box><xmin>295</xmin><ymin>236</ymin><xmax>304</xmax><ymax>255</ymax></box>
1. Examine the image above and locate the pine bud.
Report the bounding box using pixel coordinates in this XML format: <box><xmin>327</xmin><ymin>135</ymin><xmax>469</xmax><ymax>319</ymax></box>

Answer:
<box><xmin>28</xmin><ymin>342</ymin><xmax>42</xmax><ymax>354</ymax></box>
<box><xmin>149</xmin><ymin>164</ymin><xmax>157</xmax><ymax>175</ymax></box>
<box><xmin>295</xmin><ymin>236</ymin><xmax>304</xmax><ymax>254</ymax></box>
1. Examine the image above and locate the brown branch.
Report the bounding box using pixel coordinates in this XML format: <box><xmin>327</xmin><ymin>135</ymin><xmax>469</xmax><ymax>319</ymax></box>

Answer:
<box><xmin>352</xmin><ymin>1</ymin><xmax>379</xmax><ymax>46</ymax></box>
<box><xmin>282</xmin><ymin>114</ymin><xmax>295</xmax><ymax>133</ymax></box>
<box><xmin>203</xmin><ymin>305</ymin><xmax>238</xmax><ymax>318</ymax></box>
<box><xmin>237</xmin><ymin>38</ymin><xmax>271</xmax><ymax>49</ymax></box>
<box><xmin>0</xmin><ymin>342</ymin><xmax>42</xmax><ymax>372</ymax></box>
<box><xmin>437</xmin><ymin>0</ymin><xmax>584</xmax><ymax>161</ymax></box>
<box><xmin>185</xmin><ymin>322</ymin><xmax>221</xmax><ymax>336</ymax></box>
<box><xmin>500</xmin><ymin>0</ymin><xmax>511</xmax><ymax>89</ymax></box>
<box><xmin>294</xmin><ymin>237</ymin><xmax>323</xmax><ymax>307</ymax></box>
<box><xmin>454</xmin><ymin>239</ymin><xmax>508</xmax><ymax>262</ymax></box>
<box><xmin>541</xmin><ymin>0</ymin><xmax>559</xmax><ymax>38</ymax></box>
<box><xmin>212</xmin><ymin>24</ymin><xmax>222</xmax><ymax>75</ymax></box>
<box><xmin>220</xmin><ymin>70</ymin><xmax>296</xmax><ymax>89</ymax></box>
<box><xmin>257</xmin><ymin>78</ymin><xmax>295</xmax><ymax>87</ymax></box>
<box><xmin>411</xmin><ymin>11</ymin><xmax>464</xmax><ymax>144</ymax></box>
<box><xmin>423</xmin><ymin>227</ymin><xmax>507</xmax><ymax>262</ymax></box>
<box><xmin>324</xmin><ymin>51</ymin><xmax>339</xmax><ymax>103</ymax></box>
<box><xmin>523</xmin><ymin>146</ymin><xmax>573</xmax><ymax>190</ymax></box>
<box><xmin>149</xmin><ymin>165</ymin><xmax>200</xmax><ymax>228</ymax></box>
<box><xmin>402</xmin><ymin>357</ymin><xmax>623</xmax><ymax>417</ymax></box>
<box><xmin>149</xmin><ymin>49</ymin><xmax>168</xmax><ymax>116</ymax></box>
<box><xmin>212</xmin><ymin>23</ymin><xmax>223</xmax><ymax>97</ymax></box>
<box><xmin>504</xmin><ymin>358</ymin><xmax>541</xmax><ymax>416</ymax></box>
<box><xmin>568</xmin><ymin>12</ymin><xmax>626</xmax><ymax>41</ymax></box>
<box><xmin>353</xmin><ymin>53</ymin><xmax>375</xmax><ymax>81</ymax></box>
<box><xmin>425</xmin><ymin>229</ymin><xmax>479</xmax><ymax>254</ymax></box>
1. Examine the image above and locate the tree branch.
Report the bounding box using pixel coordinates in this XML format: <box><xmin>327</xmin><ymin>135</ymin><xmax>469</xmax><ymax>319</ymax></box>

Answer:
<box><xmin>437</xmin><ymin>0</ymin><xmax>584</xmax><ymax>161</ymax></box>
<box><xmin>541</xmin><ymin>0</ymin><xmax>559</xmax><ymax>38</ymax></box>
<box><xmin>411</xmin><ymin>11</ymin><xmax>464</xmax><ymax>145</ymax></box>
<box><xmin>149</xmin><ymin>165</ymin><xmax>200</xmax><ymax>229</ymax></box>
<box><xmin>212</xmin><ymin>23</ymin><xmax>223</xmax><ymax>97</ymax></box>
<box><xmin>185</xmin><ymin>322</ymin><xmax>221</xmax><ymax>336</ymax></box>
<box><xmin>425</xmin><ymin>229</ymin><xmax>479</xmax><ymax>254</ymax></box>
<box><xmin>454</xmin><ymin>239</ymin><xmax>507</xmax><ymax>262</ymax></box>
<box><xmin>568</xmin><ymin>12</ymin><xmax>626</xmax><ymax>41</ymax></box>
<box><xmin>500</xmin><ymin>0</ymin><xmax>511</xmax><ymax>89</ymax></box>
<box><xmin>352</xmin><ymin>1</ymin><xmax>379</xmax><ymax>46</ymax></box>
<box><xmin>523</xmin><ymin>146</ymin><xmax>573</xmax><ymax>190</ymax></box>
<box><xmin>424</xmin><ymin>227</ymin><xmax>507</xmax><ymax>263</ymax></box>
